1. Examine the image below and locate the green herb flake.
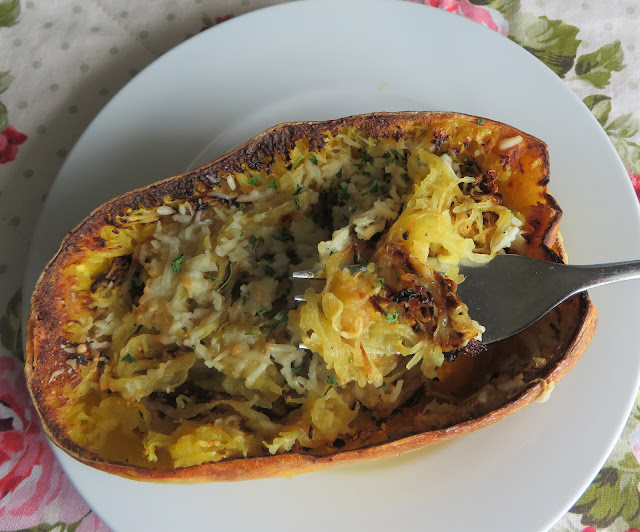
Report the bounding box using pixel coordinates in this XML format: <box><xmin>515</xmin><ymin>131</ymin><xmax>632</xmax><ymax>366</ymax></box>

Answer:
<box><xmin>476</xmin><ymin>118</ymin><xmax>484</xmax><ymax>125</ymax></box>
<box><xmin>206</xmin><ymin>263</ymin><xmax>233</xmax><ymax>292</ymax></box>
<box><xmin>361</xmin><ymin>151</ymin><xmax>374</xmax><ymax>164</ymax></box>
<box><xmin>292</xmin><ymin>365</ymin><xmax>304</xmax><ymax>375</ymax></box>
<box><xmin>249</xmin><ymin>234</ymin><xmax>258</xmax><ymax>249</ymax></box>
<box><xmin>369</xmin><ymin>180</ymin><xmax>380</xmax><ymax>194</ymax></box>
<box><xmin>293</xmin><ymin>155</ymin><xmax>305</xmax><ymax>168</ymax></box>
<box><xmin>261</xmin><ymin>264</ymin><xmax>276</xmax><ymax>276</ymax></box>
<box><xmin>241</xmin><ymin>295</ymin><xmax>248</xmax><ymax>306</ymax></box>
<box><xmin>267</xmin><ymin>178</ymin><xmax>278</xmax><ymax>192</ymax></box>
<box><xmin>377</xmin><ymin>277</ymin><xmax>385</xmax><ymax>289</ymax></box>
<box><xmin>272</xmin><ymin>228</ymin><xmax>294</xmax><ymax>242</ymax></box>
<box><xmin>267</xmin><ymin>309</ymin><xmax>289</xmax><ymax>334</ymax></box>
<box><xmin>327</xmin><ymin>375</ymin><xmax>339</xmax><ymax>387</ymax></box>
<box><xmin>391</xmin><ymin>149</ymin><xmax>402</xmax><ymax>158</ymax></box>
<box><xmin>401</xmin><ymin>172</ymin><xmax>411</xmax><ymax>183</ymax></box>
<box><xmin>348</xmin><ymin>205</ymin><xmax>357</xmax><ymax>214</ymax></box>
<box><xmin>294</xmin><ymin>197</ymin><xmax>301</xmax><ymax>210</ymax></box>
<box><xmin>248</xmin><ymin>174</ymin><xmax>263</xmax><ymax>187</ymax></box>
<box><xmin>309</xmin><ymin>154</ymin><xmax>318</xmax><ymax>165</ymax></box>
<box><xmin>378</xmin><ymin>381</ymin><xmax>387</xmax><ymax>389</ymax></box>
<box><xmin>122</xmin><ymin>353</ymin><xmax>137</xmax><ymax>363</ymax></box>
<box><xmin>257</xmin><ymin>309</ymin><xmax>269</xmax><ymax>320</ymax></box>
<box><xmin>293</xmin><ymin>184</ymin><xmax>305</xmax><ymax>195</ymax></box>
<box><xmin>336</xmin><ymin>168</ymin><xmax>343</xmax><ymax>179</ymax></box>
<box><xmin>347</xmin><ymin>356</ymin><xmax>353</xmax><ymax>364</ymax></box>
<box><xmin>171</xmin><ymin>253</ymin><xmax>185</xmax><ymax>273</ymax></box>
<box><xmin>385</xmin><ymin>311</ymin><xmax>399</xmax><ymax>323</ymax></box>
<box><xmin>244</xmin><ymin>329</ymin><xmax>255</xmax><ymax>336</ymax></box>
<box><xmin>382</xmin><ymin>151</ymin><xmax>391</xmax><ymax>159</ymax></box>
<box><xmin>352</xmin><ymin>161</ymin><xmax>365</xmax><ymax>170</ymax></box>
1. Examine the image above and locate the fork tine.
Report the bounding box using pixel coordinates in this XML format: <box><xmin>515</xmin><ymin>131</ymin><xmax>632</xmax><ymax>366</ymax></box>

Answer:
<box><xmin>291</xmin><ymin>268</ymin><xmax>326</xmax><ymax>280</ymax></box>
<box><xmin>291</xmin><ymin>264</ymin><xmax>367</xmax><ymax>280</ymax></box>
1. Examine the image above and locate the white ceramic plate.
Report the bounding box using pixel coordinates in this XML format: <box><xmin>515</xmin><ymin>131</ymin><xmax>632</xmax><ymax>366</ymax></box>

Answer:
<box><xmin>24</xmin><ymin>1</ymin><xmax>640</xmax><ymax>531</ymax></box>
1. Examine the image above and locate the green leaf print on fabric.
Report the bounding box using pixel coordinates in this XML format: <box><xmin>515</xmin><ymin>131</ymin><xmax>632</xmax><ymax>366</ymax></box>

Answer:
<box><xmin>481</xmin><ymin>0</ymin><xmax>521</xmax><ymax>19</ymax></box>
<box><xmin>600</xmin><ymin>112</ymin><xmax>640</xmax><ymax>173</ymax></box>
<box><xmin>576</xmin><ymin>41</ymin><xmax>626</xmax><ymax>89</ymax></box>
<box><xmin>607</xmin><ymin>113</ymin><xmax>639</xmax><ymax>139</ymax></box>
<box><xmin>613</xmin><ymin>139</ymin><xmax>640</xmax><ymax>175</ymax></box>
<box><xmin>509</xmin><ymin>14</ymin><xmax>580</xmax><ymax>78</ymax></box>
<box><xmin>583</xmin><ymin>95</ymin><xmax>612</xmax><ymax>127</ymax></box>
<box><xmin>0</xmin><ymin>70</ymin><xmax>14</xmax><ymax>94</ymax></box>
<box><xmin>0</xmin><ymin>70</ymin><xmax>13</xmax><ymax>132</ymax></box>
<box><xmin>0</xmin><ymin>100</ymin><xmax>8</xmax><ymax>133</ymax></box>
<box><xmin>571</xmin><ymin>452</ymin><xmax>640</xmax><ymax>528</ymax></box>
<box><xmin>0</xmin><ymin>0</ymin><xmax>20</xmax><ymax>27</ymax></box>
<box><xmin>0</xmin><ymin>288</ymin><xmax>23</xmax><ymax>360</ymax></box>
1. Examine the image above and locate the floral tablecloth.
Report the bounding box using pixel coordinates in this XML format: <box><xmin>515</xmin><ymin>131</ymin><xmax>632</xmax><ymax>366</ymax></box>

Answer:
<box><xmin>1</xmin><ymin>0</ymin><xmax>639</xmax><ymax>530</ymax></box>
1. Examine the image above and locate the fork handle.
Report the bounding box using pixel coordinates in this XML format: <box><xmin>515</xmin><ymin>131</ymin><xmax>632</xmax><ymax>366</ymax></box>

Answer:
<box><xmin>566</xmin><ymin>260</ymin><xmax>640</xmax><ymax>296</ymax></box>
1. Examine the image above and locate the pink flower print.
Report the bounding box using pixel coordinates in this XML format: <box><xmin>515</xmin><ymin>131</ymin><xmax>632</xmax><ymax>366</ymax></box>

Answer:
<box><xmin>0</xmin><ymin>356</ymin><xmax>106</xmax><ymax>531</ymax></box>
<box><xmin>411</xmin><ymin>0</ymin><xmax>509</xmax><ymax>36</ymax></box>
<box><xmin>629</xmin><ymin>171</ymin><xmax>640</xmax><ymax>202</ymax></box>
<box><xmin>0</xmin><ymin>125</ymin><xmax>27</xmax><ymax>164</ymax></box>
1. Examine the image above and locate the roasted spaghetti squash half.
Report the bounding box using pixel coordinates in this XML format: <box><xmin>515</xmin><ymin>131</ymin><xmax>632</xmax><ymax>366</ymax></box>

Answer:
<box><xmin>26</xmin><ymin>112</ymin><xmax>596</xmax><ymax>481</ymax></box>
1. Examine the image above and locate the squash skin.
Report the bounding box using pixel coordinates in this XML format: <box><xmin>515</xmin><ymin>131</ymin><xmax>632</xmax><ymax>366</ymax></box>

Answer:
<box><xmin>25</xmin><ymin>111</ymin><xmax>597</xmax><ymax>482</ymax></box>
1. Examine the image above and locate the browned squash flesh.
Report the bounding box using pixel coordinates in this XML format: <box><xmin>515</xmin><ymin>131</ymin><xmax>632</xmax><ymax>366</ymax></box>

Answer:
<box><xmin>26</xmin><ymin>112</ymin><xmax>597</xmax><ymax>482</ymax></box>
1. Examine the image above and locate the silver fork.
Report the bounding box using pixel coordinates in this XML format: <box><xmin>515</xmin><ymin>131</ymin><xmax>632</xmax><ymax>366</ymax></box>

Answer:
<box><xmin>291</xmin><ymin>256</ymin><xmax>640</xmax><ymax>344</ymax></box>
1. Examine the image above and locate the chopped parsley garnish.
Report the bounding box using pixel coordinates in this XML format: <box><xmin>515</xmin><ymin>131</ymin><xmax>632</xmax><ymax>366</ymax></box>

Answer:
<box><xmin>293</xmin><ymin>184</ymin><xmax>304</xmax><ymax>195</ymax></box>
<box><xmin>348</xmin><ymin>205</ymin><xmax>357</xmax><ymax>214</ymax></box>
<box><xmin>309</xmin><ymin>154</ymin><xmax>318</xmax><ymax>165</ymax></box>
<box><xmin>293</xmin><ymin>155</ymin><xmax>305</xmax><ymax>168</ymax></box>
<box><xmin>292</xmin><ymin>365</ymin><xmax>304</xmax><ymax>375</ymax></box>
<box><xmin>476</xmin><ymin>118</ymin><xmax>484</xmax><ymax>125</ymax></box>
<box><xmin>272</xmin><ymin>228</ymin><xmax>294</xmax><ymax>242</ymax></box>
<box><xmin>249</xmin><ymin>234</ymin><xmax>258</xmax><ymax>249</ymax></box>
<box><xmin>352</xmin><ymin>161</ymin><xmax>365</xmax><ymax>170</ymax></box>
<box><xmin>391</xmin><ymin>149</ymin><xmax>402</xmax><ymax>158</ymax></box>
<box><xmin>244</xmin><ymin>329</ymin><xmax>255</xmax><ymax>336</ymax></box>
<box><xmin>378</xmin><ymin>381</ymin><xmax>387</xmax><ymax>389</ymax></box>
<box><xmin>369</xmin><ymin>180</ymin><xmax>380</xmax><ymax>194</ymax></box>
<box><xmin>401</xmin><ymin>172</ymin><xmax>411</xmax><ymax>183</ymax></box>
<box><xmin>257</xmin><ymin>309</ymin><xmax>269</xmax><ymax>320</ymax></box>
<box><xmin>336</xmin><ymin>168</ymin><xmax>343</xmax><ymax>179</ymax></box>
<box><xmin>267</xmin><ymin>309</ymin><xmax>289</xmax><ymax>334</ymax></box>
<box><xmin>385</xmin><ymin>311</ymin><xmax>399</xmax><ymax>323</ymax></box>
<box><xmin>171</xmin><ymin>253</ymin><xmax>185</xmax><ymax>273</ymax></box>
<box><xmin>382</xmin><ymin>151</ymin><xmax>391</xmax><ymax>159</ymax></box>
<box><xmin>238</xmin><ymin>203</ymin><xmax>246</xmax><ymax>211</ymax></box>
<box><xmin>241</xmin><ymin>295</ymin><xmax>248</xmax><ymax>306</ymax></box>
<box><xmin>205</xmin><ymin>263</ymin><xmax>233</xmax><ymax>292</ymax></box>
<box><xmin>294</xmin><ymin>196</ymin><xmax>301</xmax><ymax>210</ymax></box>
<box><xmin>347</xmin><ymin>356</ymin><xmax>353</xmax><ymax>364</ymax></box>
<box><xmin>267</xmin><ymin>178</ymin><xmax>278</xmax><ymax>192</ymax></box>
<box><xmin>286</xmin><ymin>248</ymin><xmax>302</xmax><ymax>265</ymax></box>
<box><xmin>261</xmin><ymin>264</ymin><xmax>276</xmax><ymax>276</ymax></box>
<box><xmin>377</xmin><ymin>277</ymin><xmax>385</xmax><ymax>289</ymax></box>
<box><xmin>339</xmin><ymin>181</ymin><xmax>351</xmax><ymax>202</ymax></box>
<box><xmin>122</xmin><ymin>353</ymin><xmax>136</xmax><ymax>363</ymax></box>
<box><xmin>325</xmin><ymin>375</ymin><xmax>340</xmax><ymax>395</ymax></box>
<box><xmin>360</xmin><ymin>150</ymin><xmax>374</xmax><ymax>164</ymax></box>
<box><xmin>248</xmin><ymin>174</ymin><xmax>263</xmax><ymax>187</ymax></box>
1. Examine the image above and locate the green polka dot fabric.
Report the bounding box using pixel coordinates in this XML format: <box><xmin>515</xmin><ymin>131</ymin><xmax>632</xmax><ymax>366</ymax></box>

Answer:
<box><xmin>0</xmin><ymin>2</ymin><xmax>639</xmax><ymax>532</ymax></box>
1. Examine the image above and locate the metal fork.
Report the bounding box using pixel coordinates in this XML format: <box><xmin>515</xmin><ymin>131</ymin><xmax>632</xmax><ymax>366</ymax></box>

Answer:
<box><xmin>291</xmin><ymin>255</ymin><xmax>640</xmax><ymax>344</ymax></box>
